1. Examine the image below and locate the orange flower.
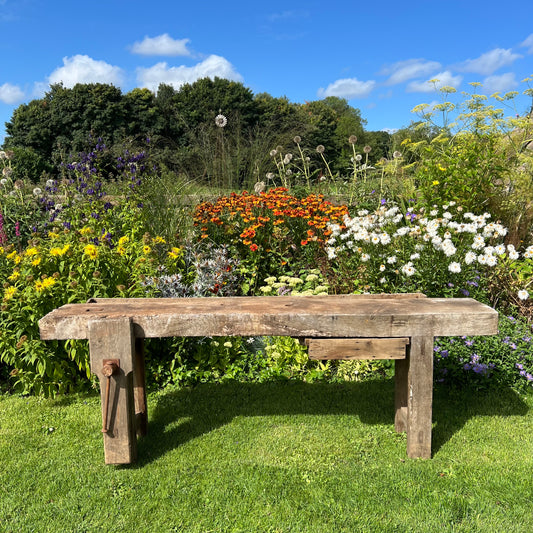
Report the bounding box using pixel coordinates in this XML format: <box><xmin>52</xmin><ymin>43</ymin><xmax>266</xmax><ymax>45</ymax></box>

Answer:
<box><xmin>249</xmin><ymin>244</ymin><xmax>259</xmax><ymax>252</ymax></box>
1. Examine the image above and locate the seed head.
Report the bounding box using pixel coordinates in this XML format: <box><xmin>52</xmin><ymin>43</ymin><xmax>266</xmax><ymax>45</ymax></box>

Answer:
<box><xmin>293</xmin><ymin>136</ymin><xmax>301</xmax><ymax>144</ymax></box>
<box><xmin>316</xmin><ymin>145</ymin><xmax>325</xmax><ymax>154</ymax></box>
<box><xmin>348</xmin><ymin>135</ymin><xmax>357</xmax><ymax>144</ymax></box>
<box><xmin>363</xmin><ymin>145</ymin><xmax>372</xmax><ymax>154</ymax></box>
<box><xmin>215</xmin><ymin>114</ymin><xmax>228</xmax><ymax>128</ymax></box>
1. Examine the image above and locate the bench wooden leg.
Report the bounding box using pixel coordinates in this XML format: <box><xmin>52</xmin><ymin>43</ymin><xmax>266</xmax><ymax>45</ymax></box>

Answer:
<box><xmin>406</xmin><ymin>335</ymin><xmax>434</xmax><ymax>459</ymax></box>
<box><xmin>134</xmin><ymin>338</ymin><xmax>148</xmax><ymax>437</ymax></box>
<box><xmin>89</xmin><ymin>317</ymin><xmax>137</xmax><ymax>465</ymax></box>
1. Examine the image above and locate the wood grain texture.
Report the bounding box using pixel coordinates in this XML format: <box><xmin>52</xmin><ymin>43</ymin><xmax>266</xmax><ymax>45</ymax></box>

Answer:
<box><xmin>88</xmin><ymin>318</ymin><xmax>137</xmax><ymax>465</ymax></box>
<box><xmin>306</xmin><ymin>337</ymin><xmax>408</xmax><ymax>360</ymax></box>
<box><xmin>39</xmin><ymin>295</ymin><xmax>498</xmax><ymax>341</ymax></box>
<box><xmin>406</xmin><ymin>335</ymin><xmax>434</xmax><ymax>459</ymax></box>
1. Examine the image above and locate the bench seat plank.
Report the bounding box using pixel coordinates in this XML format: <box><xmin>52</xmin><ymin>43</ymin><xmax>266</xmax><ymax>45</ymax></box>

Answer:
<box><xmin>39</xmin><ymin>295</ymin><xmax>498</xmax><ymax>341</ymax></box>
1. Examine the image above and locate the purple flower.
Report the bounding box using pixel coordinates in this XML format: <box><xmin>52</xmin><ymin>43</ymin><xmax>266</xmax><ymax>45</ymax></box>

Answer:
<box><xmin>461</xmin><ymin>289</ymin><xmax>470</xmax><ymax>296</ymax></box>
<box><xmin>465</xmin><ymin>340</ymin><xmax>474</xmax><ymax>347</ymax></box>
<box><xmin>527</xmin><ymin>374</ymin><xmax>533</xmax><ymax>382</ymax></box>
<box><xmin>516</xmin><ymin>363</ymin><xmax>524</xmax><ymax>371</ymax></box>
<box><xmin>441</xmin><ymin>350</ymin><xmax>449</xmax><ymax>358</ymax></box>
<box><xmin>381</xmin><ymin>199</ymin><xmax>386</xmax><ymax>205</ymax></box>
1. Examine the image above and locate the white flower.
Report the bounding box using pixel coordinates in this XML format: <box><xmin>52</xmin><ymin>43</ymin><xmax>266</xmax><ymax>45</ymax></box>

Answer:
<box><xmin>410</xmin><ymin>253</ymin><xmax>420</xmax><ymax>260</ymax></box>
<box><xmin>430</xmin><ymin>210</ymin><xmax>438</xmax><ymax>216</ymax></box>
<box><xmin>361</xmin><ymin>253</ymin><xmax>370</xmax><ymax>262</ymax></box>
<box><xmin>401</xmin><ymin>262</ymin><xmax>416</xmax><ymax>276</ymax></box>
<box><xmin>380</xmin><ymin>232</ymin><xmax>391</xmax><ymax>245</ymax></box>
<box><xmin>32</xmin><ymin>187</ymin><xmax>42</xmax><ymax>196</ymax></box>
<box><xmin>448</xmin><ymin>262</ymin><xmax>461</xmax><ymax>273</ymax></box>
<box><xmin>387</xmin><ymin>255</ymin><xmax>397</xmax><ymax>264</ymax></box>
<box><xmin>494</xmin><ymin>244</ymin><xmax>506</xmax><ymax>256</ymax></box>
<box><xmin>472</xmin><ymin>235</ymin><xmax>485</xmax><ymax>250</ymax></box>
<box><xmin>524</xmin><ymin>246</ymin><xmax>533</xmax><ymax>259</ymax></box>
<box><xmin>224</xmin><ymin>341</ymin><xmax>233</xmax><ymax>348</ymax></box>
<box><xmin>380</xmin><ymin>264</ymin><xmax>386</xmax><ymax>272</ymax></box>
<box><xmin>215</xmin><ymin>114</ymin><xmax>228</xmax><ymax>128</ymax></box>
<box><xmin>442</xmin><ymin>240</ymin><xmax>456</xmax><ymax>257</ymax></box>
<box><xmin>379</xmin><ymin>277</ymin><xmax>387</xmax><ymax>284</ymax></box>
<box><xmin>486</xmin><ymin>255</ymin><xmax>498</xmax><ymax>267</ymax></box>
<box><xmin>518</xmin><ymin>289</ymin><xmax>529</xmax><ymax>301</ymax></box>
<box><xmin>465</xmin><ymin>251</ymin><xmax>477</xmax><ymax>264</ymax></box>
<box><xmin>394</xmin><ymin>227</ymin><xmax>410</xmax><ymax>237</ymax></box>
<box><xmin>509</xmin><ymin>250</ymin><xmax>520</xmax><ymax>260</ymax></box>
<box><xmin>443</xmin><ymin>212</ymin><xmax>453</xmax><ymax>220</ymax></box>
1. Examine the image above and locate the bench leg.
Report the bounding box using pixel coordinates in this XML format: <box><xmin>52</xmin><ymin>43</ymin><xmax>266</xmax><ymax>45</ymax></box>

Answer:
<box><xmin>406</xmin><ymin>335</ymin><xmax>434</xmax><ymax>459</ymax></box>
<box><xmin>134</xmin><ymin>338</ymin><xmax>148</xmax><ymax>437</ymax></box>
<box><xmin>89</xmin><ymin>317</ymin><xmax>137</xmax><ymax>464</ymax></box>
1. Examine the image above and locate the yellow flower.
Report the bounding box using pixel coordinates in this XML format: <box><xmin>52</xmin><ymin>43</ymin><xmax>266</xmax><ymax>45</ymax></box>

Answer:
<box><xmin>118</xmin><ymin>235</ymin><xmax>129</xmax><ymax>246</ymax></box>
<box><xmin>3</xmin><ymin>286</ymin><xmax>17</xmax><ymax>300</ymax></box>
<box><xmin>35</xmin><ymin>277</ymin><xmax>56</xmax><ymax>293</ymax></box>
<box><xmin>117</xmin><ymin>245</ymin><xmax>126</xmax><ymax>256</ymax></box>
<box><xmin>80</xmin><ymin>226</ymin><xmax>93</xmax><ymax>235</ymax></box>
<box><xmin>142</xmin><ymin>245</ymin><xmax>151</xmax><ymax>255</ymax></box>
<box><xmin>152</xmin><ymin>236</ymin><xmax>166</xmax><ymax>244</ymax></box>
<box><xmin>25</xmin><ymin>247</ymin><xmax>39</xmax><ymax>257</ymax></box>
<box><xmin>168</xmin><ymin>247</ymin><xmax>182</xmax><ymax>259</ymax></box>
<box><xmin>50</xmin><ymin>244</ymin><xmax>70</xmax><ymax>257</ymax></box>
<box><xmin>32</xmin><ymin>256</ymin><xmax>42</xmax><ymax>266</ymax></box>
<box><xmin>8</xmin><ymin>271</ymin><xmax>20</xmax><ymax>281</ymax></box>
<box><xmin>432</xmin><ymin>180</ymin><xmax>440</xmax><ymax>186</ymax></box>
<box><xmin>48</xmin><ymin>231</ymin><xmax>59</xmax><ymax>239</ymax></box>
<box><xmin>0</xmin><ymin>247</ymin><xmax>4</xmax><ymax>255</ymax></box>
<box><xmin>83</xmin><ymin>244</ymin><xmax>98</xmax><ymax>260</ymax></box>
<box><xmin>438</xmin><ymin>165</ymin><xmax>446</xmax><ymax>172</ymax></box>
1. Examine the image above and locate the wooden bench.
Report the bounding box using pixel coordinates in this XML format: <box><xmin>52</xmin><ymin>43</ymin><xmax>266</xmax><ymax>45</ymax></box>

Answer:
<box><xmin>38</xmin><ymin>294</ymin><xmax>498</xmax><ymax>464</ymax></box>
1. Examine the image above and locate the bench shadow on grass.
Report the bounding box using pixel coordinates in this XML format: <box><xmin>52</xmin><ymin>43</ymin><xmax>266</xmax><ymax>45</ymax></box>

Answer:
<box><xmin>134</xmin><ymin>379</ymin><xmax>530</xmax><ymax>466</ymax></box>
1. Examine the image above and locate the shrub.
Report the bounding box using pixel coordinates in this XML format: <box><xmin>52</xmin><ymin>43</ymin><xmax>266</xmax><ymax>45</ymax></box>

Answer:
<box><xmin>434</xmin><ymin>314</ymin><xmax>533</xmax><ymax>391</ymax></box>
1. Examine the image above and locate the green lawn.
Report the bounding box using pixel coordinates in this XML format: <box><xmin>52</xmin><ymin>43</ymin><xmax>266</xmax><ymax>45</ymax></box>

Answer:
<box><xmin>1</xmin><ymin>380</ymin><xmax>532</xmax><ymax>532</ymax></box>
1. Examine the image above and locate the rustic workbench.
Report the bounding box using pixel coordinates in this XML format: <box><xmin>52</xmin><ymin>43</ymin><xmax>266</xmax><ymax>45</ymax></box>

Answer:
<box><xmin>39</xmin><ymin>294</ymin><xmax>498</xmax><ymax>464</ymax></box>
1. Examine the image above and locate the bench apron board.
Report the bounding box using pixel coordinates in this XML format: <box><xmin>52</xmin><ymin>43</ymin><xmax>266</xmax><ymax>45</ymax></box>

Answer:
<box><xmin>38</xmin><ymin>294</ymin><xmax>498</xmax><ymax>464</ymax></box>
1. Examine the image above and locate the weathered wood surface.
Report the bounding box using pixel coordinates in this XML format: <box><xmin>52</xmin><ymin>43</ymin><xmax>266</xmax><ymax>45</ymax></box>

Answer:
<box><xmin>306</xmin><ymin>337</ymin><xmax>409</xmax><ymax>360</ymax></box>
<box><xmin>39</xmin><ymin>295</ymin><xmax>498</xmax><ymax>341</ymax></box>
<box><xmin>88</xmin><ymin>318</ymin><xmax>137</xmax><ymax>464</ymax></box>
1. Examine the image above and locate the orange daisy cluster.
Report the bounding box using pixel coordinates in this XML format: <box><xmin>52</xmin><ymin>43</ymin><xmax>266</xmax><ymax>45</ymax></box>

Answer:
<box><xmin>193</xmin><ymin>187</ymin><xmax>348</xmax><ymax>251</ymax></box>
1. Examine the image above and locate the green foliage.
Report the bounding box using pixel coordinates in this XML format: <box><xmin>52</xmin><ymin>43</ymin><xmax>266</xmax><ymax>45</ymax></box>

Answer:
<box><xmin>435</xmin><ymin>314</ymin><xmax>533</xmax><ymax>391</ymax></box>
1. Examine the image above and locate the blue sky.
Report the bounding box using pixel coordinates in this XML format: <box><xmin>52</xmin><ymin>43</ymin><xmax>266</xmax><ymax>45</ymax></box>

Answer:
<box><xmin>1</xmin><ymin>0</ymin><xmax>533</xmax><ymax>144</ymax></box>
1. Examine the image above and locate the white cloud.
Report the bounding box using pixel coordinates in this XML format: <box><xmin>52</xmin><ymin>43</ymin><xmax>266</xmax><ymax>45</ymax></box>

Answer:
<box><xmin>382</xmin><ymin>59</ymin><xmax>441</xmax><ymax>85</ymax></box>
<box><xmin>457</xmin><ymin>48</ymin><xmax>521</xmax><ymax>75</ymax></box>
<box><xmin>48</xmin><ymin>55</ymin><xmax>125</xmax><ymax>87</ymax></box>
<box><xmin>317</xmin><ymin>78</ymin><xmax>376</xmax><ymax>99</ymax></box>
<box><xmin>131</xmin><ymin>34</ymin><xmax>191</xmax><ymax>56</ymax></box>
<box><xmin>136</xmin><ymin>55</ymin><xmax>243</xmax><ymax>91</ymax></box>
<box><xmin>407</xmin><ymin>71</ymin><xmax>462</xmax><ymax>93</ymax></box>
<box><xmin>0</xmin><ymin>82</ymin><xmax>25</xmax><ymax>104</ymax></box>
<box><xmin>482</xmin><ymin>72</ymin><xmax>518</xmax><ymax>94</ymax></box>
<box><xmin>521</xmin><ymin>34</ymin><xmax>533</xmax><ymax>54</ymax></box>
